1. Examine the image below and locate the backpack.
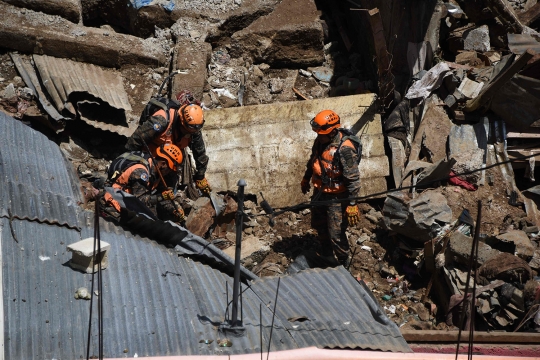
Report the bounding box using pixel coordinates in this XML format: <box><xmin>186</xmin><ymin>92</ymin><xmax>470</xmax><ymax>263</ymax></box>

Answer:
<box><xmin>335</xmin><ymin>128</ymin><xmax>363</xmax><ymax>166</ymax></box>
<box><xmin>107</xmin><ymin>151</ymin><xmax>151</xmax><ymax>183</ymax></box>
<box><xmin>138</xmin><ymin>96</ymin><xmax>181</xmax><ymax>125</ymax></box>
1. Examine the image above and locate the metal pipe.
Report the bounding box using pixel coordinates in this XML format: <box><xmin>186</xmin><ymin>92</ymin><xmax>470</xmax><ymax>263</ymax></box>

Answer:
<box><xmin>231</xmin><ymin>179</ymin><xmax>246</xmax><ymax>327</ymax></box>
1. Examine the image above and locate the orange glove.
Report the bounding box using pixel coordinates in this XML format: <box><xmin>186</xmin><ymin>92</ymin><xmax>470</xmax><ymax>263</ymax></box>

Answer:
<box><xmin>162</xmin><ymin>189</ymin><xmax>175</xmax><ymax>200</ymax></box>
<box><xmin>173</xmin><ymin>207</ymin><xmax>185</xmax><ymax>223</ymax></box>
<box><xmin>345</xmin><ymin>204</ymin><xmax>360</xmax><ymax>226</ymax></box>
<box><xmin>195</xmin><ymin>178</ymin><xmax>212</xmax><ymax>195</ymax></box>
<box><xmin>301</xmin><ymin>177</ymin><xmax>310</xmax><ymax>195</ymax></box>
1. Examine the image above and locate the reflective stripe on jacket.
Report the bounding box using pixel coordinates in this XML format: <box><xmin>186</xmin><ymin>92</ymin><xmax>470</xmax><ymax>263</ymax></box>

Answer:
<box><xmin>104</xmin><ymin>163</ymin><xmax>158</xmax><ymax>212</ymax></box>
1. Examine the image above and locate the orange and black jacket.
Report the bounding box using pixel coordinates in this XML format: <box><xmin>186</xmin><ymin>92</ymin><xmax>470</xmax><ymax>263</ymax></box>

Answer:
<box><xmin>303</xmin><ymin>130</ymin><xmax>361</xmax><ymax>196</ymax></box>
<box><xmin>103</xmin><ymin>151</ymin><xmax>172</xmax><ymax>212</ymax></box>
<box><xmin>125</xmin><ymin>106</ymin><xmax>209</xmax><ymax>180</ymax></box>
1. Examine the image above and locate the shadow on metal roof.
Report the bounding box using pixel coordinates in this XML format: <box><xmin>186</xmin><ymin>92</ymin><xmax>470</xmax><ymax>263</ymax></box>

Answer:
<box><xmin>0</xmin><ymin>112</ymin><xmax>411</xmax><ymax>359</ymax></box>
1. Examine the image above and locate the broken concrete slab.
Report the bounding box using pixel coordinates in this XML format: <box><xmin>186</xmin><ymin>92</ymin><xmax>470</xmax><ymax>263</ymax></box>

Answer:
<box><xmin>408</xmin><ymin>95</ymin><xmax>453</xmax><ymax>165</ymax></box>
<box><xmin>496</xmin><ymin>230</ymin><xmax>536</xmax><ymax>259</ymax></box>
<box><xmin>447</xmin><ymin>232</ymin><xmax>501</xmax><ymax>267</ymax></box>
<box><xmin>463</xmin><ymin>25</ymin><xmax>491</xmax><ymax>52</ymax></box>
<box><xmin>229</xmin><ymin>0</ymin><xmax>324</xmax><ymax>67</ymax></box>
<box><xmin>448</xmin><ymin>122</ymin><xmax>488</xmax><ymax>184</ymax></box>
<box><xmin>223</xmin><ymin>233</ymin><xmax>269</xmax><ymax>260</ymax></box>
<box><xmin>383</xmin><ymin>190</ymin><xmax>453</xmax><ymax>242</ymax></box>
<box><xmin>171</xmin><ymin>39</ymin><xmax>212</xmax><ymax>101</ymax></box>
<box><xmin>203</xmin><ymin>94</ymin><xmax>387</xmax><ymax>208</ymax></box>
<box><xmin>3</xmin><ymin>0</ymin><xmax>82</xmax><ymax>23</ymax></box>
<box><xmin>0</xmin><ymin>2</ymin><xmax>168</xmax><ymax>68</ymax></box>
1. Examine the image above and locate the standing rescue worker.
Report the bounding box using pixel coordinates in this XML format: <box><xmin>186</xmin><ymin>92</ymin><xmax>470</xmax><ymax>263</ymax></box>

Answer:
<box><xmin>103</xmin><ymin>144</ymin><xmax>185</xmax><ymax>223</ymax></box>
<box><xmin>301</xmin><ymin>110</ymin><xmax>361</xmax><ymax>266</ymax></box>
<box><xmin>125</xmin><ymin>102</ymin><xmax>212</xmax><ymax>196</ymax></box>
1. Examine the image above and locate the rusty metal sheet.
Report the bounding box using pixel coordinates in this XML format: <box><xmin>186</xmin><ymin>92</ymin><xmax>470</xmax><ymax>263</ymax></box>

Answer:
<box><xmin>32</xmin><ymin>54</ymin><xmax>136</xmax><ymax>136</ymax></box>
<box><xmin>9</xmin><ymin>53</ymin><xmax>66</xmax><ymax>128</ymax></box>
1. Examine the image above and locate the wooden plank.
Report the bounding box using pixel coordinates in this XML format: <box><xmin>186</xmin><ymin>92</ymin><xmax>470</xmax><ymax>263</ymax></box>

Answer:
<box><xmin>362</xmin><ymin>8</ymin><xmax>395</xmax><ymax>110</ymax></box>
<box><xmin>489</xmin><ymin>0</ymin><xmax>524</xmax><ymax>33</ymax></box>
<box><xmin>401</xmin><ymin>330</ymin><xmax>540</xmax><ymax>343</ymax></box>
<box><xmin>464</xmin><ymin>49</ymin><xmax>535</xmax><ymax>112</ymax></box>
<box><xmin>518</xmin><ymin>2</ymin><xmax>540</xmax><ymax>26</ymax></box>
<box><xmin>507</xmin><ymin>132</ymin><xmax>540</xmax><ymax>139</ymax></box>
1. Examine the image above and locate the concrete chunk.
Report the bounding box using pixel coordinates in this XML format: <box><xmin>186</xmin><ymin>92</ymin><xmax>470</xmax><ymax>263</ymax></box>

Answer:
<box><xmin>171</xmin><ymin>39</ymin><xmax>212</xmax><ymax>101</ymax></box>
<box><xmin>463</xmin><ymin>25</ymin><xmax>490</xmax><ymax>52</ymax></box>
<box><xmin>223</xmin><ymin>234</ymin><xmax>269</xmax><ymax>260</ymax></box>
<box><xmin>3</xmin><ymin>0</ymin><xmax>81</xmax><ymax>23</ymax></box>
<box><xmin>229</xmin><ymin>0</ymin><xmax>324</xmax><ymax>67</ymax></box>
<box><xmin>496</xmin><ymin>230</ymin><xmax>536</xmax><ymax>259</ymax></box>
<box><xmin>0</xmin><ymin>2</ymin><xmax>168</xmax><ymax>68</ymax></box>
<box><xmin>447</xmin><ymin>232</ymin><xmax>501</xmax><ymax>267</ymax></box>
<box><xmin>67</xmin><ymin>238</ymin><xmax>110</xmax><ymax>274</ymax></box>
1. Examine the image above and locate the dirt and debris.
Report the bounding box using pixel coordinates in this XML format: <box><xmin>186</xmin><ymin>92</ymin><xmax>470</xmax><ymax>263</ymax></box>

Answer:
<box><xmin>1</xmin><ymin>0</ymin><xmax>540</xmax><ymax>337</ymax></box>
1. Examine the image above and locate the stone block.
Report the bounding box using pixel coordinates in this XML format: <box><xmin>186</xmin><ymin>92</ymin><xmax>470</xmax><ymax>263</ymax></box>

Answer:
<box><xmin>229</xmin><ymin>0</ymin><xmax>324</xmax><ymax>67</ymax></box>
<box><xmin>223</xmin><ymin>234</ymin><xmax>269</xmax><ymax>260</ymax></box>
<box><xmin>463</xmin><ymin>25</ymin><xmax>490</xmax><ymax>52</ymax></box>
<box><xmin>203</xmin><ymin>94</ymin><xmax>387</xmax><ymax>208</ymax></box>
<box><xmin>185</xmin><ymin>196</ymin><xmax>216</xmax><ymax>237</ymax></box>
<box><xmin>172</xmin><ymin>39</ymin><xmax>212</xmax><ymax>101</ymax></box>
<box><xmin>0</xmin><ymin>2</ymin><xmax>168</xmax><ymax>68</ymax></box>
<box><xmin>447</xmin><ymin>232</ymin><xmax>500</xmax><ymax>267</ymax></box>
<box><xmin>67</xmin><ymin>238</ymin><xmax>111</xmax><ymax>274</ymax></box>
<box><xmin>496</xmin><ymin>230</ymin><xmax>536</xmax><ymax>259</ymax></box>
<box><xmin>3</xmin><ymin>0</ymin><xmax>81</xmax><ymax>23</ymax></box>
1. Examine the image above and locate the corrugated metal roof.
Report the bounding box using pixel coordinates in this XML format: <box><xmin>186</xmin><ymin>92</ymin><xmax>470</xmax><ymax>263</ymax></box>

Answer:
<box><xmin>1</xmin><ymin>216</ymin><xmax>296</xmax><ymax>359</ymax></box>
<box><xmin>32</xmin><ymin>54</ymin><xmax>136</xmax><ymax>136</ymax></box>
<box><xmin>0</xmin><ymin>112</ymin><xmax>82</xmax><ymax>227</ymax></box>
<box><xmin>1</xmin><ymin>112</ymin><xmax>409</xmax><ymax>358</ymax></box>
<box><xmin>2</xmin><ymin>214</ymin><xmax>409</xmax><ymax>359</ymax></box>
<box><xmin>249</xmin><ymin>267</ymin><xmax>412</xmax><ymax>353</ymax></box>
<box><xmin>112</xmin><ymin>208</ymin><xmax>258</xmax><ymax>281</ymax></box>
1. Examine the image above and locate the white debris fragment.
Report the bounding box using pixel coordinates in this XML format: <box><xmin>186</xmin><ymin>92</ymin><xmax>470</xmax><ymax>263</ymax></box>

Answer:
<box><xmin>39</xmin><ymin>256</ymin><xmax>51</xmax><ymax>261</ymax></box>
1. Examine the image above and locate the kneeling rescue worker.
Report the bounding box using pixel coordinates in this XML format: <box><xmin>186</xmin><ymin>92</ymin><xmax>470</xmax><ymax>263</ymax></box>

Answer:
<box><xmin>125</xmin><ymin>101</ymin><xmax>212</xmax><ymax>196</ymax></box>
<box><xmin>301</xmin><ymin>110</ymin><xmax>362</xmax><ymax>266</ymax></box>
<box><xmin>103</xmin><ymin>143</ymin><xmax>186</xmax><ymax>223</ymax></box>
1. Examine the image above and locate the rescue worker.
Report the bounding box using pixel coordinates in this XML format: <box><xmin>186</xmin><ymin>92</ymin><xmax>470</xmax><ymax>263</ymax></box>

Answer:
<box><xmin>300</xmin><ymin>110</ymin><xmax>361</xmax><ymax>266</ymax></box>
<box><xmin>125</xmin><ymin>100</ymin><xmax>212</xmax><ymax>196</ymax></box>
<box><xmin>102</xmin><ymin>143</ymin><xmax>185</xmax><ymax>223</ymax></box>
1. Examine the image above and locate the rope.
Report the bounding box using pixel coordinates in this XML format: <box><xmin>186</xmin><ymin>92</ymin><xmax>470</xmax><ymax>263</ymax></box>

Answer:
<box><xmin>254</xmin><ymin>151</ymin><xmax>539</xmax><ymax>218</ymax></box>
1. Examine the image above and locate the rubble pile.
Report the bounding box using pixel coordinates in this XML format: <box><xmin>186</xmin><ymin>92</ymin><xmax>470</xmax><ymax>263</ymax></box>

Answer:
<box><xmin>1</xmin><ymin>0</ymin><xmax>540</xmax><ymax>336</ymax></box>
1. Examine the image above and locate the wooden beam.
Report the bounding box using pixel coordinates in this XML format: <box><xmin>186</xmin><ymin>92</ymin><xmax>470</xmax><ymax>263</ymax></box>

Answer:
<box><xmin>401</xmin><ymin>330</ymin><xmax>540</xmax><ymax>343</ymax></box>
<box><xmin>357</xmin><ymin>8</ymin><xmax>395</xmax><ymax>110</ymax></box>
<box><xmin>507</xmin><ymin>132</ymin><xmax>540</xmax><ymax>139</ymax></box>
<box><xmin>489</xmin><ymin>0</ymin><xmax>524</xmax><ymax>33</ymax></box>
<box><xmin>518</xmin><ymin>2</ymin><xmax>540</xmax><ymax>26</ymax></box>
<box><xmin>464</xmin><ymin>49</ymin><xmax>535</xmax><ymax>112</ymax></box>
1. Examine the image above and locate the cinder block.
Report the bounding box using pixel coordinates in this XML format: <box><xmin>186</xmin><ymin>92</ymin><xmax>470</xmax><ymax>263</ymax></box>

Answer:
<box><xmin>67</xmin><ymin>238</ymin><xmax>111</xmax><ymax>273</ymax></box>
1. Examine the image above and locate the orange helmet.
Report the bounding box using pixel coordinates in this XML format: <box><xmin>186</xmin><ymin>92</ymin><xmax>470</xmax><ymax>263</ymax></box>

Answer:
<box><xmin>155</xmin><ymin>144</ymin><xmax>183</xmax><ymax>172</ymax></box>
<box><xmin>310</xmin><ymin>110</ymin><xmax>340</xmax><ymax>135</ymax></box>
<box><xmin>180</xmin><ymin>104</ymin><xmax>204</xmax><ymax>133</ymax></box>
